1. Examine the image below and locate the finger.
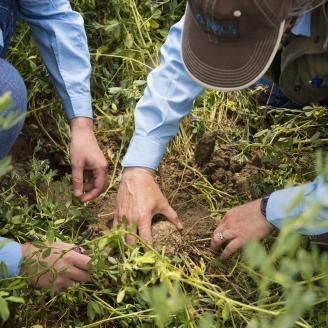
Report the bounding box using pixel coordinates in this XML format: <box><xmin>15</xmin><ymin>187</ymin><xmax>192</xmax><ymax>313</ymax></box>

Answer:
<box><xmin>113</xmin><ymin>212</ymin><xmax>126</xmax><ymax>228</ymax></box>
<box><xmin>138</xmin><ymin>219</ymin><xmax>152</xmax><ymax>245</ymax></box>
<box><xmin>211</xmin><ymin>229</ymin><xmax>234</xmax><ymax>250</ymax></box>
<box><xmin>70</xmin><ymin>252</ymin><xmax>92</xmax><ymax>271</ymax></box>
<box><xmin>82</xmin><ymin>168</ymin><xmax>107</xmax><ymax>202</ymax></box>
<box><xmin>72</xmin><ymin>164</ymin><xmax>84</xmax><ymax>198</ymax></box>
<box><xmin>159</xmin><ymin>205</ymin><xmax>183</xmax><ymax>230</ymax></box>
<box><xmin>83</xmin><ymin>180</ymin><xmax>94</xmax><ymax>193</ymax></box>
<box><xmin>113</xmin><ymin>214</ymin><xmax>119</xmax><ymax>228</ymax></box>
<box><xmin>55</xmin><ymin>279</ymin><xmax>75</xmax><ymax>293</ymax></box>
<box><xmin>69</xmin><ymin>267</ymin><xmax>91</xmax><ymax>283</ymax></box>
<box><xmin>220</xmin><ymin>238</ymin><xmax>244</xmax><ymax>260</ymax></box>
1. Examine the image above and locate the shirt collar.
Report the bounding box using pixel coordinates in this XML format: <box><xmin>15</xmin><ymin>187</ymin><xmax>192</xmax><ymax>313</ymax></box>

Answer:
<box><xmin>291</xmin><ymin>12</ymin><xmax>312</xmax><ymax>37</ymax></box>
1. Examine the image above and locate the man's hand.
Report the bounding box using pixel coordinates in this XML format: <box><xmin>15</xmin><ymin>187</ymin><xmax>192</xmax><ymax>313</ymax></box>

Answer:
<box><xmin>20</xmin><ymin>242</ymin><xmax>91</xmax><ymax>292</ymax></box>
<box><xmin>211</xmin><ymin>199</ymin><xmax>273</xmax><ymax>260</ymax></box>
<box><xmin>70</xmin><ymin>117</ymin><xmax>108</xmax><ymax>202</ymax></box>
<box><xmin>114</xmin><ymin>167</ymin><xmax>183</xmax><ymax>244</ymax></box>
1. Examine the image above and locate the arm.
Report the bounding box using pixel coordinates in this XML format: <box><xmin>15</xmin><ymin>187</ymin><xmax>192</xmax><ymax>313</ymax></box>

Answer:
<box><xmin>116</xmin><ymin>17</ymin><xmax>204</xmax><ymax>244</ymax></box>
<box><xmin>18</xmin><ymin>1</ymin><xmax>108</xmax><ymax>201</ymax></box>
<box><xmin>18</xmin><ymin>0</ymin><xmax>92</xmax><ymax>120</ymax></box>
<box><xmin>211</xmin><ymin>176</ymin><xmax>328</xmax><ymax>260</ymax></box>
<box><xmin>267</xmin><ymin>175</ymin><xmax>328</xmax><ymax>235</ymax></box>
<box><xmin>0</xmin><ymin>237</ymin><xmax>91</xmax><ymax>292</ymax></box>
<box><xmin>121</xmin><ymin>16</ymin><xmax>204</xmax><ymax>169</ymax></box>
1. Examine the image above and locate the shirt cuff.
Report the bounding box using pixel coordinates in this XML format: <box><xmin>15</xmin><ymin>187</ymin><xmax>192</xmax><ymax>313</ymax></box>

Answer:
<box><xmin>266</xmin><ymin>179</ymin><xmax>328</xmax><ymax>235</ymax></box>
<box><xmin>121</xmin><ymin>135</ymin><xmax>169</xmax><ymax>170</ymax></box>
<box><xmin>0</xmin><ymin>238</ymin><xmax>22</xmax><ymax>277</ymax></box>
<box><xmin>62</xmin><ymin>95</ymin><xmax>93</xmax><ymax>121</ymax></box>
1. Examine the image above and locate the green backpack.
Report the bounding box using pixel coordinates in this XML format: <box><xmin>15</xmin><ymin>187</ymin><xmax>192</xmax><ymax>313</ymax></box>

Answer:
<box><xmin>269</xmin><ymin>3</ymin><xmax>328</xmax><ymax>105</ymax></box>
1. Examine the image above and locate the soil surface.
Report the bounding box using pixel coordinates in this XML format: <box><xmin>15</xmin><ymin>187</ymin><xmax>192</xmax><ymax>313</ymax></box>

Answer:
<box><xmin>7</xmin><ymin>128</ymin><xmax>268</xmax><ymax>258</ymax></box>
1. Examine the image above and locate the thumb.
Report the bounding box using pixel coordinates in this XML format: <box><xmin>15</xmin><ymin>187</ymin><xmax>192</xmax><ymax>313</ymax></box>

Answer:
<box><xmin>72</xmin><ymin>164</ymin><xmax>84</xmax><ymax>197</ymax></box>
<box><xmin>159</xmin><ymin>203</ymin><xmax>183</xmax><ymax>230</ymax></box>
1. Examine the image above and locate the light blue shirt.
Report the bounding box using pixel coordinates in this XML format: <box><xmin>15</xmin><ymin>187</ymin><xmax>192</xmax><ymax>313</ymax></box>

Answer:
<box><xmin>0</xmin><ymin>0</ymin><xmax>93</xmax><ymax>120</ymax></box>
<box><xmin>122</xmin><ymin>12</ymin><xmax>328</xmax><ymax>235</ymax></box>
<box><xmin>0</xmin><ymin>0</ymin><xmax>92</xmax><ymax>277</ymax></box>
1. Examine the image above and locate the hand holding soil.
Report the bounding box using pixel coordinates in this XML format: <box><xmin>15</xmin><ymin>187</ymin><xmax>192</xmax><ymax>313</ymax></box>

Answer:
<box><xmin>114</xmin><ymin>167</ymin><xmax>183</xmax><ymax>244</ymax></box>
<box><xmin>20</xmin><ymin>242</ymin><xmax>91</xmax><ymax>293</ymax></box>
<box><xmin>211</xmin><ymin>199</ymin><xmax>273</xmax><ymax>260</ymax></box>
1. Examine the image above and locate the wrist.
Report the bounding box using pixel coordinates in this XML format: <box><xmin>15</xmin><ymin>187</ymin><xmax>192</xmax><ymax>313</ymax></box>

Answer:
<box><xmin>122</xmin><ymin>167</ymin><xmax>155</xmax><ymax>178</ymax></box>
<box><xmin>70</xmin><ymin>117</ymin><xmax>94</xmax><ymax>132</ymax></box>
<box><xmin>260</xmin><ymin>195</ymin><xmax>271</xmax><ymax>219</ymax></box>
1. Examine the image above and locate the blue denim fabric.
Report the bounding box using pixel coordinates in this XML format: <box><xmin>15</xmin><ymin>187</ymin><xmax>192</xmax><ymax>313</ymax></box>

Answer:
<box><xmin>0</xmin><ymin>59</ymin><xmax>27</xmax><ymax>159</ymax></box>
<box><xmin>255</xmin><ymin>75</ymin><xmax>328</xmax><ymax>108</ymax></box>
<box><xmin>0</xmin><ymin>0</ymin><xmax>17</xmax><ymax>57</ymax></box>
<box><xmin>0</xmin><ymin>1</ymin><xmax>27</xmax><ymax>160</ymax></box>
<box><xmin>254</xmin><ymin>75</ymin><xmax>302</xmax><ymax>109</ymax></box>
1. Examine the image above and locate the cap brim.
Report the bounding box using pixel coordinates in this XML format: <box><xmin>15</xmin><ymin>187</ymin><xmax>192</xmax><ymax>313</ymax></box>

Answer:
<box><xmin>181</xmin><ymin>4</ymin><xmax>285</xmax><ymax>91</ymax></box>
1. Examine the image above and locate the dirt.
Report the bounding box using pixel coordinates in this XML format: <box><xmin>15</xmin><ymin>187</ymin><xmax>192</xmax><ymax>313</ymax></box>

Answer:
<box><xmin>152</xmin><ymin>200</ymin><xmax>214</xmax><ymax>255</ymax></box>
<box><xmin>90</xmin><ymin>193</ymin><xmax>117</xmax><ymax>234</ymax></box>
<box><xmin>7</xmin><ymin>125</ymin><xmax>264</xmax><ymax>258</ymax></box>
<box><xmin>199</xmin><ymin>141</ymin><xmax>267</xmax><ymax>199</ymax></box>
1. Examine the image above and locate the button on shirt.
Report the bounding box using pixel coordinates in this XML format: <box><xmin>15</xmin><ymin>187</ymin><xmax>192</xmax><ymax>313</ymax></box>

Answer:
<box><xmin>0</xmin><ymin>0</ymin><xmax>92</xmax><ymax>277</ymax></box>
<box><xmin>122</xmin><ymin>12</ymin><xmax>328</xmax><ymax>236</ymax></box>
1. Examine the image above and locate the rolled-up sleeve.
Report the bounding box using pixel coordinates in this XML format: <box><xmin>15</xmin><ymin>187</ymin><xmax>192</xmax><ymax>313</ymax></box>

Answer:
<box><xmin>267</xmin><ymin>176</ymin><xmax>328</xmax><ymax>235</ymax></box>
<box><xmin>0</xmin><ymin>237</ymin><xmax>22</xmax><ymax>277</ymax></box>
<box><xmin>18</xmin><ymin>0</ymin><xmax>92</xmax><ymax>120</ymax></box>
<box><xmin>122</xmin><ymin>16</ymin><xmax>204</xmax><ymax>170</ymax></box>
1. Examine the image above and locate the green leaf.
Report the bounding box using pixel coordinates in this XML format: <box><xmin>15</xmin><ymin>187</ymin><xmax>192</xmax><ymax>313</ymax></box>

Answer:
<box><xmin>54</xmin><ymin>219</ymin><xmax>66</xmax><ymax>225</ymax></box>
<box><xmin>47</xmin><ymin>229</ymin><xmax>55</xmax><ymax>243</ymax></box>
<box><xmin>5</xmin><ymin>296</ymin><xmax>25</xmax><ymax>304</ymax></box>
<box><xmin>222</xmin><ymin>302</ymin><xmax>230</xmax><ymax>321</ymax></box>
<box><xmin>117</xmin><ymin>289</ymin><xmax>125</xmax><ymax>303</ymax></box>
<box><xmin>42</xmin><ymin>247</ymin><xmax>52</xmax><ymax>259</ymax></box>
<box><xmin>87</xmin><ymin>302</ymin><xmax>95</xmax><ymax>321</ymax></box>
<box><xmin>0</xmin><ymin>297</ymin><xmax>10</xmax><ymax>321</ymax></box>
<box><xmin>98</xmin><ymin>238</ymin><xmax>108</xmax><ymax>250</ymax></box>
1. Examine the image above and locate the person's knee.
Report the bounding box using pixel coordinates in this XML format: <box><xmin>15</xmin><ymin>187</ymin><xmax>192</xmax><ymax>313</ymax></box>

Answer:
<box><xmin>0</xmin><ymin>58</ymin><xmax>27</xmax><ymax>116</ymax></box>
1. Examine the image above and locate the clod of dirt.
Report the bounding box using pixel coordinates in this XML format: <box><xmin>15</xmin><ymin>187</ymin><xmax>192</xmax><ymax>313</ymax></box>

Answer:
<box><xmin>213</xmin><ymin>157</ymin><xmax>230</xmax><ymax>169</ymax></box>
<box><xmin>211</xmin><ymin>168</ymin><xmax>232</xmax><ymax>185</ymax></box>
<box><xmin>194</xmin><ymin>134</ymin><xmax>216</xmax><ymax>167</ymax></box>
<box><xmin>152</xmin><ymin>221</ymin><xmax>183</xmax><ymax>254</ymax></box>
<box><xmin>251</xmin><ymin>151</ymin><xmax>263</xmax><ymax>167</ymax></box>
<box><xmin>202</xmin><ymin>162</ymin><xmax>218</xmax><ymax>175</ymax></box>
<box><xmin>230</xmin><ymin>162</ymin><xmax>243</xmax><ymax>173</ymax></box>
<box><xmin>235</xmin><ymin>176</ymin><xmax>251</xmax><ymax>194</ymax></box>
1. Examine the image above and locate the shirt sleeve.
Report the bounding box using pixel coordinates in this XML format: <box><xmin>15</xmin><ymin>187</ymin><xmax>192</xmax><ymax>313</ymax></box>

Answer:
<box><xmin>121</xmin><ymin>16</ymin><xmax>204</xmax><ymax>170</ymax></box>
<box><xmin>0</xmin><ymin>237</ymin><xmax>22</xmax><ymax>277</ymax></box>
<box><xmin>267</xmin><ymin>176</ymin><xmax>328</xmax><ymax>235</ymax></box>
<box><xmin>18</xmin><ymin>0</ymin><xmax>92</xmax><ymax>120</ymax></box>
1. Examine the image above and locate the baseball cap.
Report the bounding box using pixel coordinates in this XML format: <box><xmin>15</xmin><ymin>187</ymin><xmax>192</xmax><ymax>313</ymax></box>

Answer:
<box><xmin>181</xmin><ymin>0</ymin><xmax>323</xmax><ymax>91</ymax></box>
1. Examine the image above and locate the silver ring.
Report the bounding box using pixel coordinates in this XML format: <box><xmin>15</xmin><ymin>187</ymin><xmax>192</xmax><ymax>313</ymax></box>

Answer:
<box><xmin>218</xmin><ymin>232</ymin><xmax>225</xmax><ymax>242</ymax></box>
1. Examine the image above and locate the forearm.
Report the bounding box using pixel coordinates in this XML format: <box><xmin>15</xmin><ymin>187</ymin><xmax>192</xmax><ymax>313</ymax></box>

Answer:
<box><xmin>267</xmin><ymin>176</ymin><xmax>328</xmax><ymax>235</ymax></box>
<box><xmin>122</xmin><ymin>16</ymin><xmax>204</xmax><ymax>170</ymax></box>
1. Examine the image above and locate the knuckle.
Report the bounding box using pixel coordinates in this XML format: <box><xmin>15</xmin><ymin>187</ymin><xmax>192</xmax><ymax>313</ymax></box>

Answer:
<box><xmin>138</xmin><ymin>211</ymin><xmax>151</xmax><ymax>222</ymax></box>
<box><xmin>63</xmin><ymin>252</ymin><xmax>74</xmax><ymax>264</ymax></box>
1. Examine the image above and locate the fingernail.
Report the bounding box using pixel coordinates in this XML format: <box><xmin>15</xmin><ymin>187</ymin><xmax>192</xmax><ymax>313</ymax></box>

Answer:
<box><xmin>177</xmin><ymin>223</ymin><xmax>183</xmax><ymax>230</ymax></box>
